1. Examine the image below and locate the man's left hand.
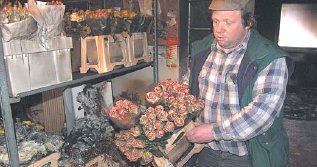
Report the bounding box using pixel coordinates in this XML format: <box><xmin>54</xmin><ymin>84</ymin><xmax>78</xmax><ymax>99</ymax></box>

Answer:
<box><xmin>186</xmin><ymin>122</ymin><xmax>214</xmax><ymax>143</ymax></box>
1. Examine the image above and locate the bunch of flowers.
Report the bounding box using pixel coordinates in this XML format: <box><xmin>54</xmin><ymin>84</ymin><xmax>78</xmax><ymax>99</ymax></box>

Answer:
<box><xmin>0</xmin><ymin>2</ymin><xmax>30</xmax><ymax>24</ymax></box>
<box><xmin>114</xmin><ymin>128</ymin><xmax>154</xmax><ymax>165</ymax></box>
<box><xmin>107</xmin><ymin>99</ymin><xmax>140</xmax><ymax>129</ymax></box>
<box><xmin>110</xmin><ymin>79</ymin><xmax>204</xmax><ymax>165</ymax></box>
<box><xmin>46</xmin><ymin>0</ymin><xmax>63</xmax><ymax>5</ymax></box>
<box><xmin>146</xmin><ymin>79</ymin><xmax>204</xmax><ymax>114</ymax></box>
<box><xmin>64</xmin><ymin>8</ymin><xmax>138</xmax><ymax>38</ymax></box>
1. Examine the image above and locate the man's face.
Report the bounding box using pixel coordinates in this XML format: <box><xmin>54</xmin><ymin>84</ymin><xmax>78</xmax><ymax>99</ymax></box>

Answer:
<box><xmin>211</xmin><ymin>10</ymin><xmax>250</xmax><ymax>49</ymax></box>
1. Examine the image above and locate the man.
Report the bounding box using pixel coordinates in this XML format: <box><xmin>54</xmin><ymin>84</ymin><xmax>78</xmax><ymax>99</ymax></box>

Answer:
<box><xmin>185</xmin><ymin>0</ymin><xmax>291</xmax><ymax>166</ymax></box>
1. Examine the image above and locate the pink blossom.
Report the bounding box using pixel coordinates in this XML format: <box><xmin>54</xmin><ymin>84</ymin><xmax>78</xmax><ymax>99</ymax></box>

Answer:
<box><xmin>139</xmin><ymin>114</ymin><xmax>148</xmax><ymax>125</ymax></box>
<box><xmin>174</xmin><ymin>116</ymin><xmax>185</xmax><ymax>127</ymax></box>
<box><xmin>157</xmin><ymin>110</ymin><xmax>168</xmax><ymax>121</ymax></box>
<box><xmin>154</xmin><ymin>120</ymin><xmax>162</xmax><ymax>129</ymax></box>
<box><xmin>145</xmin><ymin>130</ymin><xmax>156</xmax><ymax>141</ymax></box>
<box><xmin>164</xmin><ymin>121</ymin><xmax>175</xmax><ymax>132</ymax></box>
<box><xmin>156</xmin><ymin>129</ymin><xmax>165</xmax><ymax>138</ymax></box>
<box><xmin>155</xmin><ymin>105</ymin><xmax>164</xmax><ymax>112</ymax></box>
<box><xmin>168</xmin><ymin>110</ymin><xmax>178</xmax><ymax>121</ymax></box>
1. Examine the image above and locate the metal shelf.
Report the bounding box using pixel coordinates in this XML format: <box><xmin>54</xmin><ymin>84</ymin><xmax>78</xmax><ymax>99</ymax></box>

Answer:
<box><xmin>0</xmin><ymin>0</ymin><xmax>158</xmax><ymax>166</ymax></box>
<box><xmin>9</xmin><ymin>62</ymin><xmax>153</xmax><ymax>103</ymax></box>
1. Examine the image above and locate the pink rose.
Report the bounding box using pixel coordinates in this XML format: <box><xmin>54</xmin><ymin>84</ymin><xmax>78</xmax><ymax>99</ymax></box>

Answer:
<box><xmin>164</xmin><ymin>121</ymin><xmax>175</xmax><ymax>132</ymax></box>
<box><xmin>157</xmin><ymin>110</ymin><xmax>168</xmax><ymax>121</ymax></box>
<box><xmin>154</xmin><ymin>120</ymin><xmax>162</xmax><ymax>129</ymax></box>
<box><xmin>139</xmin><ymin>114</ymin><xmax>149</xmax><ymax>125</ymax></box>
<box><xmin>178</xmin><ymin>104</ymin><xmax>188</xmax><ymax>116</ymax></box>
<box><xmin>155</xmin><ymin>105</ymin><xmax>164</xmax><ymax>112</ymax></box>
<box><xmin>145</xmin><ymin>130</ymin><xmax>156</xmax><ymax>141</ymax></box>
<box><xmin>144</xmin><ymin>122</ymin><xmax>154</xmax><ymax>131</ymax></box>
<box><xmin>168</xmin><ymin>110</ymin><xmax>178</xmax><ymax>121</ymax></box>
<box><xmin>174</xmin><ymin>116</ymin><xmax>185</xmax><ymax>127</ymax></box>
<box><xmin>145</xmin><ymin>92</ymin><xmax>160</xmax><ymax>104</ymax></box>
<box><xmin>153</xmin><ymin>85</ymin><xmax>163</xmax><ymax>93</ymax></box>
<box><xmin>147</xmin><ymin>113</ymin><xmax>156</xmax><ymax>121</ymax></box>
<box><xmin>146</xmin><ymin>107</ymin><xmax>155</xmax><ymax>113</ymax></box>
<box><xmin>156</xmin><ymin>129</ymin><xmax>165</xmax><ymax>138</ymax></box>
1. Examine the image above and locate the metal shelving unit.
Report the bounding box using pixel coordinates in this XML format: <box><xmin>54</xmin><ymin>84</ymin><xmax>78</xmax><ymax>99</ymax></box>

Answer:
<box><xmin>0</xmin><ymin>0</ymin><xmax>158</xmax><ymax>166</ymax></box>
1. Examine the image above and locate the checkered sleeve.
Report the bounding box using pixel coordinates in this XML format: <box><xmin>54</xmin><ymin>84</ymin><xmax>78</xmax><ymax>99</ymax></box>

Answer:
<box><xmin>211</xmin><ymin>57</ymin><xmax>288</xmax><ymax>141</ymax></box>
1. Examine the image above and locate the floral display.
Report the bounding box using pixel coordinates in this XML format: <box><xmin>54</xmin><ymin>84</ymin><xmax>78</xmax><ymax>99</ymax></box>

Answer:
<box><xmin>108</xmin><ymin>99</ymin><xmax>140</xmax><ymax>129</ymax></box>
<box><xmin>64</xmin><ymin>8</ymin><xmax>153</xmax><ymax>38</ymax></box>
<box><xmin>0</xmin><ymin>2</ymin><xmax>30</xmax><ymax>24</ymax></box>
<box><xmin>110</xmin><ymin>79</ymin><xmax>204</xmax><ymax>165</ymax></box>
<box><xmin>46</xmin><ymin>0</ymin><xmax>63</xmax><ymax>5</ymax></box>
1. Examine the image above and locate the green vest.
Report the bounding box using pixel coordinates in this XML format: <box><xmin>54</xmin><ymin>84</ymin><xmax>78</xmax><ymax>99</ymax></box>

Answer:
<box><xmin>240</xmin><ymin>30</ymin><xmax>289</xmax><ymax>167</ymax></box>
<box><xmin>190</xmin><ymin>29</ymin><xmax>290</xmax><ymax>167</ymax></box>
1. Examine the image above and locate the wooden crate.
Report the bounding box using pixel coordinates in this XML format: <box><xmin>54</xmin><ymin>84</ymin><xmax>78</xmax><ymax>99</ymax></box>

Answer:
<box><xmin>27</xmin><ymin>152</ymin><xmax>60</xmax><ymax>167</ymax></box>
<box><xmin>153</xmin><ymin>121</ymin><xmax>204</xmax><ymax>167</ymax></box>
<box><xmin>85</xmin><ymin>155</ymin><xmax>120</xmax><ymax>167</ymax></box>
<box><xmin>80</xmin><ymin>35</ymin><xmax>131</xmax><ymax>74</ymax></box>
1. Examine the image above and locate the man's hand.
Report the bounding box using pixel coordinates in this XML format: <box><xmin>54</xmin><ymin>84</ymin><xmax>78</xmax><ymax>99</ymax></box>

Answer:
<box><xmin>186</xmin><ymin>122</ymin><xmax>214</xmax><ymax>143</ymax></box>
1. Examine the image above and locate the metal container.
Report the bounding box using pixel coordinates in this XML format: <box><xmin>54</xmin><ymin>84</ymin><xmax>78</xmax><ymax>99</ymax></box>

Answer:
<box><xmin>2</xmin><ymin>36</ymin><xmax>73</xmax><ymax>96</ymax></box>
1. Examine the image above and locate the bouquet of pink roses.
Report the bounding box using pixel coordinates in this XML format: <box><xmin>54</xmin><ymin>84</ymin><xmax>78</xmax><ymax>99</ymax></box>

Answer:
<box><xmin>111</xmin><ymin>79</ymin><xmax>204</xmax><ymax>165</ymax></box>
<box><xmin>107</xmin><ymin>99</ymin><xmax>140</xmax><ymax>129</ymax></box>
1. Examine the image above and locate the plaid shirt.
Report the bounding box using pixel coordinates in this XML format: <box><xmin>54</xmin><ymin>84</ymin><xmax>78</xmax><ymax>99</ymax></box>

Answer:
<box><xmin>185</xmin><ymin>31</ymin><xmax>288</xmax><ymax>156</ymax></box>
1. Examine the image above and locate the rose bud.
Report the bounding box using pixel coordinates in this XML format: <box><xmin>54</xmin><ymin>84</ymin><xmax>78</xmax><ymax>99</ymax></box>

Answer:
<box><xmin>155</xmin><ymin>105</ymin><xmax>164</xmax><ymax>112</ymax></box>
<box><xmin>174</xmin><ymin>116</ymin><xmax>185</xmax><ymax>127</ymax></box>
<box><xmin>147</xmin><ymin>107</ymin><xmax>155</xmax><ymax>113</ymax></box>
<box><xmin>139</xmin><ymin>114</ymin><xmax>149</xmax><ymax>125</ymax></box>
<box><xmin>157</xmin><ymin>110</ymin><xmax>168</xmax><ymax>121</ymax></box>
<box><xmin>154</xmin><ymin>120</ymin><xmax>162</xmax><ymax>129</ymax></box>
<box><xmin>167</xmin><ymin>96</ymin><xmax>176</xmax><ymax>104</ymax></box>
<box><xmin>145</xmin><ymin>130</ymin><xmax>156</xmax><ymax>141</ymax></box>
<box><xmin>156</xmin><ymin>129</ymin><xmax>165</xmax><ymax>138</ymax></box>
<box><xmin>178</xmin><ymin>104</ymin><xmax>188</xmax><ymax>116</ymax></box>
<box><xmin>145</xmin><ymin>92</ymin><xmax>159</xmax><ymax>104</ymax></box>
<box><xmin>144</xmin><ymin>122</ymin><xmax>154</xmax><ymax>131</ymax></box>
<box><xmin>168</xmin><ymin>110</ymin><xmax>178</xmax><ymax>121</ymax></box>
<box><xmin>163</xmin><ymin>121</ymin><xmax>175</xmax><ymax>132</ymax></box>
<box><xmin>147</xmin><ymin>113</ymin><xmax>156</xmax><ymax>121</ymax></box>
<box><xmin>153</xmin><ymin>85</ymin><xmax>163</xmax><ymax>93</ymax></box>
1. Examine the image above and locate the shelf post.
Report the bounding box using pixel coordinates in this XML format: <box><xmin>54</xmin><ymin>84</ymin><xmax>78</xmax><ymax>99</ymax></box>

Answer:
<box><xmin>153</xmin><ymin>0</ymin><xmax>159</xmax><ymax>83</ymax></box>
<box><xmin>0</xmin><ymin>40</ymin><xmax>20</xmax><ymax>166</ymax></box>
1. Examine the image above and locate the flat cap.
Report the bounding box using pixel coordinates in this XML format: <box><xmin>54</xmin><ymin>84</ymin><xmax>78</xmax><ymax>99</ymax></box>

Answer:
<box><xmin>209</xmin><ymin>0</ymin><xmax>255</xmax><ymax>14</ymax></box>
